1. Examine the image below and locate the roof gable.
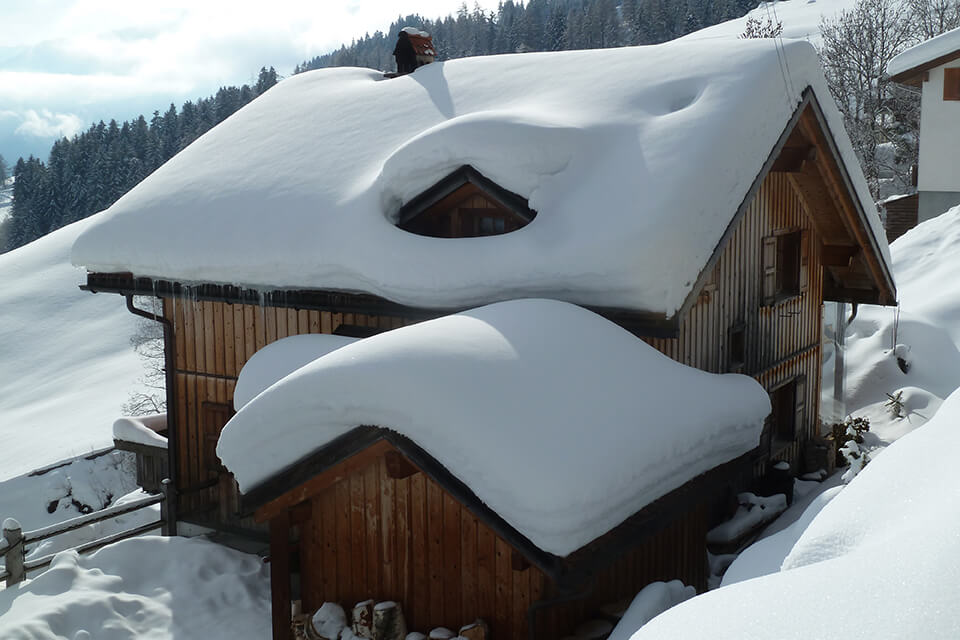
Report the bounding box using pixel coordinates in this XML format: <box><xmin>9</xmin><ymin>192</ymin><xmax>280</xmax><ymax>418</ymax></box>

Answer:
<box><xmin>889</xmin><ymin>27</ymin><xmax>960</xmax><ymax>86</ymax></box>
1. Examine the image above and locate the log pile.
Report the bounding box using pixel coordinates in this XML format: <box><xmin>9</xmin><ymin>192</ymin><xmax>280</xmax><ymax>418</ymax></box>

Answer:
<box><xmin>292</xmin><ymin>600</ymin><xmax>489</xmax><ymax>640</ymax></box>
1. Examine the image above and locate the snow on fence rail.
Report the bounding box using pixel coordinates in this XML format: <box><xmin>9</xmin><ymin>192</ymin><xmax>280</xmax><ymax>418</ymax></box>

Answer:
<box><xmin>1</xmin><ymin>480</ymin><xmax>170</xmax><ymax>587</ymax></box>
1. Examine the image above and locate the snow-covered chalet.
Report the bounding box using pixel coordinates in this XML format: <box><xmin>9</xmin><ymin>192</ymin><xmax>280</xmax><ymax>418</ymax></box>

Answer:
<box><xmin>72</xmin><ymin>39</ymin><xmax>896</xmax><ymax>639</ymax></box>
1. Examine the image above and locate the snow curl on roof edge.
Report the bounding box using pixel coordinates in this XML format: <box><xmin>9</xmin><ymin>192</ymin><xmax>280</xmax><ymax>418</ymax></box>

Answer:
<box><xmin>217</xmin><ymin>299</ymin><xmax>770</xmax><ymax>556</ymax></box>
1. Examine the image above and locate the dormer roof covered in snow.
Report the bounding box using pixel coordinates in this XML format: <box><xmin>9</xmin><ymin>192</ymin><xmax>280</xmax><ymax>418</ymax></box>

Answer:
<box><xmin>71</xmin><ymin>39</ymin><xmax>894</xmax><ymax>316</ymax></box>
<box><xmin>889</xmin><ymin>26</ymin><xmax>960</xmax><ymax>86</ymax></box>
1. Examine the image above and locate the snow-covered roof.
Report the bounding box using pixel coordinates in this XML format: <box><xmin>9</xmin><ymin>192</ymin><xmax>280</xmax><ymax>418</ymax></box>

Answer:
<box><xmin>233</xmin><ymin>333</ymin><xmax>357</xmax><ymax>410</ymax></box>
<box><xmin>888</xmin><ymin>26</ymin><xmax>960</xmax><ymax>80</ymax></box>
<box><xmin>629</xmin><ymin>385</ymin><xmax>960</xmax><ymax>639</ymax></box>
<box><xmin>217</xmin><ymin>299</ymin><xmax>770</xmax><ymax>556</ymax></box>
<box><xmin>71</xmin><ymin>39</ymin><xmax>889</xmax><ymax>316</ymax></box>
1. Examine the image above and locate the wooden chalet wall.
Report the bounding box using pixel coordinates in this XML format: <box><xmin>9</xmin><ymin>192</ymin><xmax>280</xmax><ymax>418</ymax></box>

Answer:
<box><xmin>642</xmin><ymin>171</ymin><xmax>824</xmax><ymax>469</ymax></box>
<box><xmin>161</xmin><ymin>299</ymin><xmax>410</xmax><ymax>532</ymax></box>
<box><xmin>272</xmin><ymin>446</ymin><xmax>709</xmax><ymax>640</ymax></box>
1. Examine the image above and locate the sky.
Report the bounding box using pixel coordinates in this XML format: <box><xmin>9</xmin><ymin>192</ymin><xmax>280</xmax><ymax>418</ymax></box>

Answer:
<box><xmin>0</xmin><ymin>0</ymin><xmax>496</xmax><ymax>165</ymax></box>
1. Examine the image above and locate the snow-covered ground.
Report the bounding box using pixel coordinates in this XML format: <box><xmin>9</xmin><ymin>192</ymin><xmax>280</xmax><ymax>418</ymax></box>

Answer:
<box><xmin>682</xmin><ymin>0</ymin><xmax>858</xmax><ymax>43</ymax></box>
<box><xmin>0</xmin><ymin>216</ymin><xmax>146</xmax><ymax>482</ymax></box>
<box><xmin>0</xmin><ymin>536</ymin><xmax>271</xmax><ymax>639</ymax></box>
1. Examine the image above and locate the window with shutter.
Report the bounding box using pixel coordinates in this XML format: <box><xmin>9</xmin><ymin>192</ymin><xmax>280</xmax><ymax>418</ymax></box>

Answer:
<box><xmin>944</xmin><ymin>68</ymin><xmax>960</xmax><ymax>101</ymax></box>
<box><xmin>762</xmin><ymin>231</ymin><xmax>803</xmax><ymax>304</ymax></box>
<box><xmin>770</xmin><ymin>379</ymin><xmax>799</xmax><ymax>445</ymax></box>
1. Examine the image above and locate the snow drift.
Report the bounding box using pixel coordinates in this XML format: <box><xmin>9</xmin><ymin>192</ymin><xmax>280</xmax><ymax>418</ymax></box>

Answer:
<box><xmin>629</xmin><ymin>385</ymin><xmax>960</xmax><ymax>639</ymax></box>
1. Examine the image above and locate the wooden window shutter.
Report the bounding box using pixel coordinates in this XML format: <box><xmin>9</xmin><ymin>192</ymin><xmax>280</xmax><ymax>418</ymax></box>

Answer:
<box><xmin>944</xmin><ymin>68</ymin><xmax>960</xmax><ymax>100</ymax></box>
<box><xmin>799</xmin><ymin>229</ymin><xmax>810</xmax><ymax>293</ymax></box>
<box><xmin>762</xmin><ymin>235</ymin><xmax>777</xmax><ymax>305</ymax></box>
<box><xmin>793</xmin><ymin>375</ymin><xmax>807</xmax><ymax>440</ymax></box>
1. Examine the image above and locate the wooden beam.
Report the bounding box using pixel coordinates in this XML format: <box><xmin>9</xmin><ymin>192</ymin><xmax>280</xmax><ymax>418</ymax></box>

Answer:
<box><xmin>254</xmin><ymin>439</ymin><xmax>394</xmax><ymax>523</ymax></box>
<box><xmin>820</xmin><ymin>244</ymin><xmax>860</xmax><ymax>267</ymax></box>
<box><xmin>269</xmin><ymin>511</ymin><xmax>292</xmax><ymax>640</ymax></box>
<box><xmin>771</xmin><ymin>145</ymin><xmax>817</xmax><ymax>173</ymax></box>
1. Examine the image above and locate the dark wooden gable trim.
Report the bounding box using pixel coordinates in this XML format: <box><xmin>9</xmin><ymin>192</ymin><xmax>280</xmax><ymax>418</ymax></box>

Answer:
<box><xmin>889</xmin><ymin>47</ymin><xmax>960</xmax><ymax>87</ymax></box>
<box><xmin>395</xmin><ymin>164</ymin><xmax>536</xmax><ymax>226</ymax></box>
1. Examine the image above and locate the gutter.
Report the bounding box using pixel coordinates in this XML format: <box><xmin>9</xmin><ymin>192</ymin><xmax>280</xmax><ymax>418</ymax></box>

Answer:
<box><xmin>124</xmin><ymin>294</ymin><xmax>179</xmax><ymax>536</ymax></box>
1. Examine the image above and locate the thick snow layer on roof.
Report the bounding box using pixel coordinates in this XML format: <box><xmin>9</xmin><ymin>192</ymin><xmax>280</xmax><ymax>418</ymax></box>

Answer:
<box><xmin>888</xmin><ymin>26</ymin><xmax>960</xmax><ymax>77</ymax></box>
<box><xmin>71</xmin><ymin>40</ymin><xmax>888</xmax><ymax>316</ymax></box>
<box><xmin>630</xmin><ymin>386</ymin><xmax>960</xmax><ymax>640</ymax></box>
<box><xmin>217</xmin><ymin>299</ymin><xmax>770</xmax><ymax>556</ymax></box>
<box><xmin>233</xmin><ymin>333</ymin><xmax>356</xmax><ymax>409</ymax></box>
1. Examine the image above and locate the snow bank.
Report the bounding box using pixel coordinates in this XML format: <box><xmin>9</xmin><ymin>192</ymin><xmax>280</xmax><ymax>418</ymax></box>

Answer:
<box><xmin>0</xmin><ymin>536</ymin><xmax>271</xmax><ymax>639</ymax></box>
<box><xmin>218</xmin><ymin>299</ymin><xmax>770</xmax><ymax>556</ymax></box>
<box><xmin>71</xmin><ymin>40</ymin><xmax>889</xmax><ymax>317</ymax></box>
<box><xmin>0</xmin><ymin>216</ymin><xmax>145</xmax><ymax>481</ymax></box>
<box><xmin>233</xmin><ymin>333</ymin><xmax>356</xmax><ymax>409</ymax></box>
<box><xmin>112</xmin><ymin>413</ymin><xmax>168</xmax><ymax>447</ymax></box>
<box><xmin>629</xmin><ymin>386</ymin><xmax>960</xmax><ymax>640</ymax></box>
<box><xmin>888</xmin><ymin>25</ymin><xmax>960</xmax><ymax>77</ymax></box>
<box><xmin>608</xmin><ymin>581</ymin><xmax>696</xmax><ymax>639</ymax></box>
<box><xmin>682</xmin><ymin>0</ymin><xmax>859</xmax><ymax>44</ymax></box>
<box><xmin>842</xmin><ymin>206</ymin><xmax>960</xmax><ymax>440</ymax></box>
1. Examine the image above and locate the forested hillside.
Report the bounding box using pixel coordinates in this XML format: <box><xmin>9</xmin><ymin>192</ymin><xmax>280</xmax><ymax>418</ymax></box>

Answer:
<box><xmin>296</xmin><ymin>0</ymin><xmax>758</xmax><ymax>72</ymax></box>
<box><xmin>0</xmin><ymin>68</ymin><xmax>279</xmax><ymax>253</ymax></box>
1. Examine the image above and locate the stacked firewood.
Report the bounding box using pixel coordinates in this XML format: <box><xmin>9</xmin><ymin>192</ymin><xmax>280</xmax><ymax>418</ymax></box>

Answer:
<box><xmin>292</xmin><ymin>600</ymin><xmax>488</xmax><ymax>640</ymax></box>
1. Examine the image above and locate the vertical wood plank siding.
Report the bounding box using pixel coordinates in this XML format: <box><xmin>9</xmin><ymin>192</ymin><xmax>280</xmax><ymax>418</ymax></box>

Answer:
<box><xmin>295</xmin><ymin>456</ymin><xmax>544</xmax><ymax>639</ymax></box>
<box><xmin>162</xmin><ymin>298</ymin><xmax>409</xmax><ymax>530</ymax></box>
<box><xmin>641</xmin><ymin>171</ymin><xmax>824</xmax><ymax>469</ymax></box>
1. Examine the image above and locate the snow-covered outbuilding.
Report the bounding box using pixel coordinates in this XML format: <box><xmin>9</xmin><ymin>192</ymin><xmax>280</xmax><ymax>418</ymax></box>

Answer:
<box><xmin>889</xmin><ymin>26</ymin><xmax>960</xmax><ymax>222</ymax></box>
<box><xmin>71</xmin><ymin>38</ymin><xmax>895</xmax><ymax>639</ymax></box>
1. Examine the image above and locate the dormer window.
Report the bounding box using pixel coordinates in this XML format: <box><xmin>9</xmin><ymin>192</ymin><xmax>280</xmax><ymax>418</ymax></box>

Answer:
<box><xmin>396</xmin><ymin>165</ymin><xmax>536</xmax><ymax>238</ymax></box>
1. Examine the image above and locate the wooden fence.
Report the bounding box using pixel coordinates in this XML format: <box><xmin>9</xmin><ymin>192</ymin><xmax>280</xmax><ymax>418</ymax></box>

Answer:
<box><xmin>1</xmin><ymin>480</ymin><xmax>170</xmax><ymax>587</ymax></box>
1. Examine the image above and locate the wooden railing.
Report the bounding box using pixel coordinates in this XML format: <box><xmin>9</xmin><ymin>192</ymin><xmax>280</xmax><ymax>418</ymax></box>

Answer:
<box><xmin>1</xmin><ymin>480</ymin><xmax>170</xmax><ymax>587</ymax></box>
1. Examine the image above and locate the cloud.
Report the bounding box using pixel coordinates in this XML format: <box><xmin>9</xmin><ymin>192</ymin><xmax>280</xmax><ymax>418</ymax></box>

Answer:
<box><xmin>14</xmin><ymin>110</ymin><xmax>85</xmax><ymax>139</ymax></box>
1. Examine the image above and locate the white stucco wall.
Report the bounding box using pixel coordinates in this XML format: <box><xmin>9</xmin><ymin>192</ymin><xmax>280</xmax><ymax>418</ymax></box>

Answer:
<box><xmin>918</xmin><ymin>64</ymin><xmax>960</xmax><ymax>192</ymax></box>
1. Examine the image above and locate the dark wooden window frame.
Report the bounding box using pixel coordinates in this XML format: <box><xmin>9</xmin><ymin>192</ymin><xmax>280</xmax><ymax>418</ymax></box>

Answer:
<box><xmin>768</xmin><ymin>375</ymin><xmax>806</xmax><ymax>453</ymax></box>
<box><xmin>395</xmin><ymin>165</ymin><xmax>536</xmax><ymax>239</ymax></box>
<box><xmin>944</xmin><ymin>67</ymin><xmax>960</xmax><ymax>101</ymax></box>
<box><xmin>727</xmin><ymin>322</ymin><xmax>746</xmax><ymax>373</ymax></box>
<box><xmin>762</xmin><ymin>228</ymin><xmax>806</xmax><ymax>306</ymax></box>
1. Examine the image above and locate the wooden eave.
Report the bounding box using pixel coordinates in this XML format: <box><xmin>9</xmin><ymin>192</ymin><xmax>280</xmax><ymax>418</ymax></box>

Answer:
<box><xmin>80</xmin><ymin>273</ymin><xmax>679</xmax><ymax>338</ymax></box>
<box><xmin>395</xmin><ymin>164</ymin><xmax>536</xmax><ymax>226</ymax></box>
<box><xmin>889</xmin><ymin>47</ymin><xmax>960</xmax><ymax>86</ymax></box>
<box><xmin>242</xmin><ymin>425</ymin><xmax>757</xmax><ymax>591</ymax></box>
<box><xmin>677</xmin><ymin>87</ymin><xmax>896</xmax><ymax>320</ymax></box>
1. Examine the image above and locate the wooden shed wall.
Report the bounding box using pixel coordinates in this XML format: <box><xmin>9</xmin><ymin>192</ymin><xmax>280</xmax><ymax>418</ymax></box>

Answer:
<box><xmin>279</xmin><ymin>450</ymin><xmax>709</xmax><ymax>640</ymax></box>
<box><xmin>161</xmin><ymin>299</ymin><xmax>411</xmax><ymax>529</ymax></box>
<box><xmin>641</xmin><ymin>171</ymin><xmax>824</xmax><ymax>468</ymax></box>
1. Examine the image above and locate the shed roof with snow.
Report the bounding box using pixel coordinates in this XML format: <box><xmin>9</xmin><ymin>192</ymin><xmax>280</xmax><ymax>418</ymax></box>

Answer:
<box><xmin>217</xmin><ymin>299</ymin><xmax>770</xmax><ymax>557</ymax></box>
<box><xmin>70</xmin><ymin>39</ymin><xmax>892</xmax><ymax>317</ymax></box>
<box><xmin>888</xmin><ymin>26</ymin><xmax>960</xmax><ymax>85</ymax></box>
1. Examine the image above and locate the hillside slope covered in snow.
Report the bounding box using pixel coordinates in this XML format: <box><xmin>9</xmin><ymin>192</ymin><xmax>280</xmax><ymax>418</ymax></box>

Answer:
<box><xmin>0</xmin><ymin>216</ymin><xmax>145</xmax><ymax>481</ymax></box>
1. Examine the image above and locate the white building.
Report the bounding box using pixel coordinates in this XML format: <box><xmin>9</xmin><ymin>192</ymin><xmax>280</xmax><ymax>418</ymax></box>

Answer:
<box><xmin>889</xmin><ymin>27</ymin><xmax>960</xmax><ymax>222</ymax></box>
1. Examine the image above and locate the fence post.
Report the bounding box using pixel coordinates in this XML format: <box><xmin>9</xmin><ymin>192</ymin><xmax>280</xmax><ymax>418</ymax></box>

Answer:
<box><xmin>160</xmin><ymin>478</ymin><xmax>177</xmax><ymax>537</ymax></box>
<box><xmin>3</xmin><ymin>518</ymin><xmax>25</xmax><ymax>586</ymax></box>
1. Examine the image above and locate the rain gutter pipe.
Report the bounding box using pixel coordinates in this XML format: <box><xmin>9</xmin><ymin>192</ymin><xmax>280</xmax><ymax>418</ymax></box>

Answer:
<box><xmin>125</xmin><ymin>294</ymin><xmax>178</xmax><ymax>536</ymax></box>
